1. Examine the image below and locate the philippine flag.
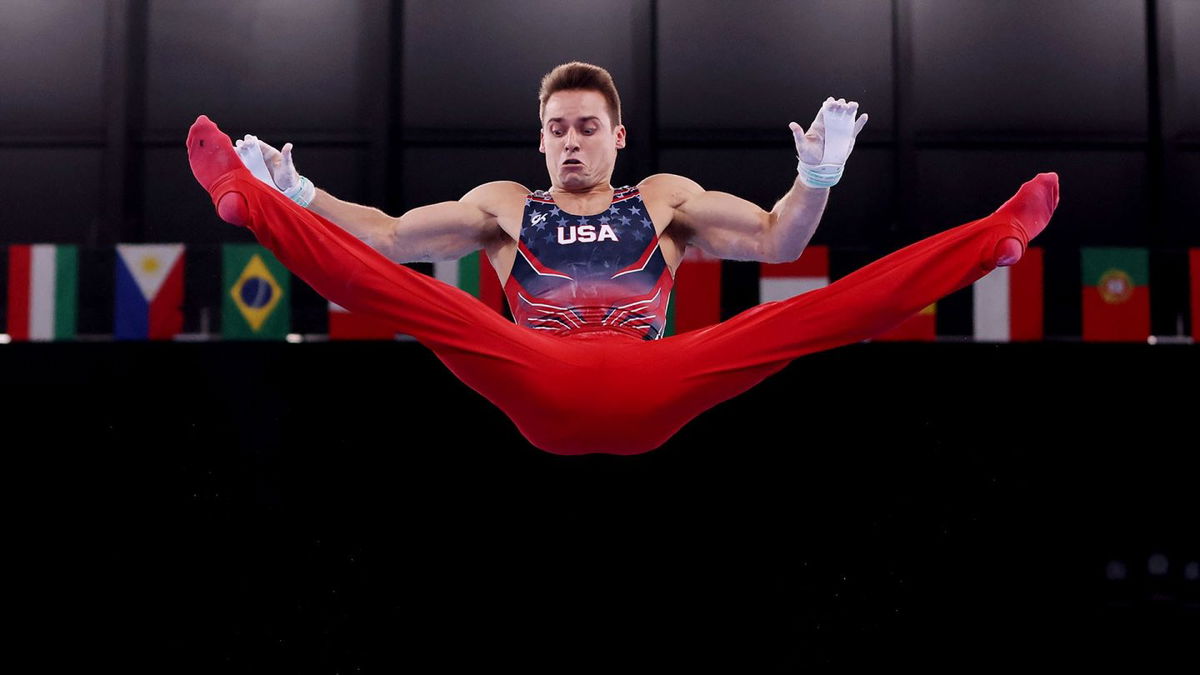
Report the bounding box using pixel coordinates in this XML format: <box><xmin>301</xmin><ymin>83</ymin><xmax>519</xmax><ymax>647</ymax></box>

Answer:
<box><xmin>114</xmin><ymin>243</ymin><xmax>185</xmax><ymax>340</ymax></box>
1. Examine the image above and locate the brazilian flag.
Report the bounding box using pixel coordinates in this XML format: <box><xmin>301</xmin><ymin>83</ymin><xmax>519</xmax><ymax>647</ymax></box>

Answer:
<box><xmin>222</xmin><ymin>244</ymin><xmax>290</xmax><ymax>340</ymax></box>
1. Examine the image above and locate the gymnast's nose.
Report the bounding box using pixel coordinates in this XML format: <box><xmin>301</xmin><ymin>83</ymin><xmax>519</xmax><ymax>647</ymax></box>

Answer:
<box><xmin>563</xmin><ymin>127</ymin><xmax>581</xmax><ymax>151</ymax></box>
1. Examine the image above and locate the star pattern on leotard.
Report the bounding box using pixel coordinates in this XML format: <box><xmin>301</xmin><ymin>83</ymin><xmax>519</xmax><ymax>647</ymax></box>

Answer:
<box><xmin>521</xmin><ymin>188</ymin><xmax>659</xmax><ymax>252</ymax></box>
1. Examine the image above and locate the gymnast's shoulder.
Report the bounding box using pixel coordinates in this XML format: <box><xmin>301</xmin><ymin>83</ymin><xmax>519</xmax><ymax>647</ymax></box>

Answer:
<box><xmin>460</xmin><ymin>180</ymin><xmax>531</xmax><ymax>208</ymax></box>
<box><xmin>636</xmin><ymin>173</ymin><xmax>703</xmax><ymax>209</ymax></box>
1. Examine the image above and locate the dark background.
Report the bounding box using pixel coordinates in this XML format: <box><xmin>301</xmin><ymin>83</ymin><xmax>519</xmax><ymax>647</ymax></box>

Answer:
<box><xmin>1</xmin><ymin>0</ymin><xmax>1198</xmax><ymax>336</ymax></box>
<box><xmin>8</xmin><ymin>341</ymin><xmax>1197</xmax><ymax>671</ymax></box>
<box><xmin>1</xmin><ymin>0</ymin><xmax>1197</xmax><ymax>671</ymax></box>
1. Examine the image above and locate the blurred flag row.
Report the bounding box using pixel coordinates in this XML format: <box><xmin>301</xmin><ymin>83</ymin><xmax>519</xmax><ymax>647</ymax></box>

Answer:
<box><xmin>4</xmin><ymin>243</ymin><xmax>1198</xmax><ymax>343</ymax></box>
<box><xmin>3</xmin><ymin>243</ymin><xmax>506</xmax><ymax>342</ymax></box>
<box><xmin>665</xmin><ymin>245</ymin><xmax>1199</xmax><ymax>343</ymax></box>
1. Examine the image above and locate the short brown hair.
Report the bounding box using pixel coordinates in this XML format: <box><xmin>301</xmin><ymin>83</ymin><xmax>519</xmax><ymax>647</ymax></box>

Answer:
<box><xmin>538</xmin><ymin>61</ymin><xmax>622</xmax><ymax>128</ymax></box>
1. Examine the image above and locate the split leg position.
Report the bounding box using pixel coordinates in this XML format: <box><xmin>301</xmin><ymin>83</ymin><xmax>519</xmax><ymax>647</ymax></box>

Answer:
<box><xmin>187</xmin><ymin>116</ymin><xmax>1058</xmax><ymax>455</ymax></box>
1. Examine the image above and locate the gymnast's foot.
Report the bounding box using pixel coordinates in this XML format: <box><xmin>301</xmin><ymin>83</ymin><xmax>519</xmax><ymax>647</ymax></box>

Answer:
<box><xmin>186</xmin><ymin>115</ymin><xmax>252</xmax><ymax>227</ymax></box>
<box><xmin>991</xmin><ymin>172</ymin><xmax>1059</xmax><ymax>267</ymax></box>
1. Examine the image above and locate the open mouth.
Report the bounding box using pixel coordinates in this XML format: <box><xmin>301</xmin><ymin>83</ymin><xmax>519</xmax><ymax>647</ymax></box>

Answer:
<box><xmin>562</xmin><ymin>159</ymin><xmax>583</xmax><ymax>166</ymax></box>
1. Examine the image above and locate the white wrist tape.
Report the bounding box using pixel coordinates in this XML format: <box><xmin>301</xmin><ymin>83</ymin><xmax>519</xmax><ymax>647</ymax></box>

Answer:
<box><xmin>283</xmin><ymin>176</ymin><xmax>316</xmax><ymax>208</ymax></box>
<box><xmin>797</xmin><ymin>160</ymin><xmax>843</xmax><ymax>189</ymax></box>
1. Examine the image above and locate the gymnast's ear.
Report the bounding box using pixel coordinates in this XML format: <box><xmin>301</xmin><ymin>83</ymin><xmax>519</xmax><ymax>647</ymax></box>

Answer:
<box><xmin>538</xmin><ymin>128</ymin><xmax>545</xmax><ymax>154</ymax></box>
<box><xmin>614</xmin><ymin>124</ymin><xmax>626</xmax><ymax>149</ymax></box>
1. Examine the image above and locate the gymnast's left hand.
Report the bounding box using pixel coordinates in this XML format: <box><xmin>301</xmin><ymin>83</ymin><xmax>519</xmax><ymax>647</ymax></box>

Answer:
<box><xmin>788</xmin><ymin>98</ymin><xmax>868</xmax><ymax>188</ymax></box>
<box><xmin>234</xmin><ymin>134</ymin><xmax>316</xmax><ymax>208</ymax></box>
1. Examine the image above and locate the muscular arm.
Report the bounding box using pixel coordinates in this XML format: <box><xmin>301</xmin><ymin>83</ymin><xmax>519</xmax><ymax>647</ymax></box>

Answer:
<box><xmin>308</xmin><ymin>181</ymin><xmax>518</xmax><ymax>264</ymax></box>
<box><xmin>652</xmin><ymin>173</ymin><xmax>829</xmax><ymax>264</ymax></box>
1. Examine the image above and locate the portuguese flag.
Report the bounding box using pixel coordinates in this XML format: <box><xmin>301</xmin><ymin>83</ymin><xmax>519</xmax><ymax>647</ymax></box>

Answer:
<box><xmin>1081</xmin><ymin>247</ymin><xmax>1149</xmax><ymax>342</ymax></box>
<box><xmin>433</xmin><ymin>250</ymin><xmax>506</xmax><ymax>316</ymax></box>
<box><xmin>665</xmin><ymin>246</ymin><xmax>721</xmax><ymax>336</ymax></box>
<box><xmin>222</xmin><ymin>244</ymin><xmax>290</xmax><ymax>340</ymax></box>
<box><xmin>6</xmin><ymin>244</ymin><xmax>78</xmax><ymax>341</ymax></box>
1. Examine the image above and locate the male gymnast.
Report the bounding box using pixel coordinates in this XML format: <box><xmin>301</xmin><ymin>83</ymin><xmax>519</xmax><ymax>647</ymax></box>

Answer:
<box><xmin>186</xmin><ymin>61</ymin><xmax>1058</xmax><ymax>455</ymax></box>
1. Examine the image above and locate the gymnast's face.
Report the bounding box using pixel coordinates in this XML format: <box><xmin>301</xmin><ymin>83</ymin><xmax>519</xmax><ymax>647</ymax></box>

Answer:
<box><xmin>539</xmin><ymin>89</ymin><xmax>626</xmax><ymax>191</ymax></box>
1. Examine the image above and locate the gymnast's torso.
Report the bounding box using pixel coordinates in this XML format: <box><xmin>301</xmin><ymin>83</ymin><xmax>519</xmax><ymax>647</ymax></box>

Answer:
<box><xmin>480</xmin><ymin>176</ymin><xmax>689</xmax><ymax>340</ymax></box>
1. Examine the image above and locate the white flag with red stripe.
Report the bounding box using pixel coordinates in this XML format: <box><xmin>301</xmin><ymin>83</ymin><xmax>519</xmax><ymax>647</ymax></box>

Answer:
<box><xmin>759</xmin><ymin>246</ymin><xmax>829</xmax><ymax>302</ymax></box>
<box><xmin>972</xmin><ymin>246</ymin><xmax>1044</xmax><ymax>342</ymax></box>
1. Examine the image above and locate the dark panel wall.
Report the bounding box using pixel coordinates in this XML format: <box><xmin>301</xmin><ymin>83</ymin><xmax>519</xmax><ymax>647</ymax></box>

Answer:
<box><xmin>0</xmin><ymin>0</ymin><xmax>107</xmax><ymax>134</ymax></box>
<box><xmin>402</xmin><ymin>0</ymin><xmax>641</xmax><ymax>131</ymax></box>
<box><xmin>145</xmin><ymin>0</ymin><xmax>378</xmax><ymax>132</ymax></box>
<box><xmin>911</xmin><ymin>0</ymin><xmax>1148</xmax><ymax>137</ymax></box>
<box><xmin>1164</xmin><ymin>0</ymin><xmax>1200</xmax><ymax>140</ymax></box>
<box><xmin>0</xmin><ymin>148</ymin><xmax>104</xmax><ymax>242</ymax></box>
<box><xmin>2</xmin><ymin>0</ymin><xmax>1195</xmax><ymax>237</ymax></box>
<box><xmin>657</xmin><ymin>0</ymin><xmax>895</xmax><ymax>133</ymax></box>
<box><xmin>0</xmin><ymin>0</ymin><xmax>1196</xmax><ymax>332</ymax></box>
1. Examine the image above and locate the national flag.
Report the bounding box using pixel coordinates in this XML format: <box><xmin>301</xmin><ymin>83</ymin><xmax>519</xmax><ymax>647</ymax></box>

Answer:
<box><xmin>871</xmin><ymin>302</ymin><xmax>937</xmax><ymax>342</ymax></box>
<box><xmin>328</xmin><ymin>301</ymin><xmax>403</xmax><ymax>340</ymax></box>
<box><xmin>759</xmin><ymin>245</ymin><xmax>829</xmax><ymax>302</ymax></box>
<box><xmin>1190</xmin><ymin>248</ymin><xmax>1199</xmax><ymax>342</ymax></box>
<box><xmin>6</xmin><ymin>244</ymin><xmax>78</xmax><ymax>341</ymax></box>
<box><xmin>433</xmin><ymin>250</ymin><xmax>506</xmax><ymax>315</ymax></box>
<box><xmin>222</xmin><ymin>244</ymin><xmax>290</xmax><ymax>340</ymax></box>
<box><xmin>972</xmin><ymin>246</ymin><xmax>1044</xmax><ymax>342</ymax></box>
<box><xmin>665</xmin><ymin>246</ymin><xmax>721</xmax><ymax>336</ymax></box>
<box><xmin>114</xmin><ymin>243</ymin><xmax>185</xmax><ymax>340</ymax></box>
<box><xmin>1081</xmin><ymin>247</ymin><xmax>1149</xmax><ymax>342</ymax></box>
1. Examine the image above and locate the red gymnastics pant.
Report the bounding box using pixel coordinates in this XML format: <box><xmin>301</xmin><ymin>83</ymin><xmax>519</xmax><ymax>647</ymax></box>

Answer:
<box><xmin>188</xmin><ymin>116</ymin><xmax>1058</xmax><ymax>456</ymax></box>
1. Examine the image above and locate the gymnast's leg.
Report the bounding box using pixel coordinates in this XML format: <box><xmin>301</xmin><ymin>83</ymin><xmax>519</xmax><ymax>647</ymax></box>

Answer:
<box><xmin>186</xmin><ymin>117</ymin><xmax>523</xmax><ymax>347</ymax></box>
<box><xmin>630</xmin><ymin>173</ymin><xmax>1060</xmax><ymax>446</ymax></box>
<box><xmin>186</xmin><ymin>115</ymin><xmax>597</xmax><ymax>449</ymax></box>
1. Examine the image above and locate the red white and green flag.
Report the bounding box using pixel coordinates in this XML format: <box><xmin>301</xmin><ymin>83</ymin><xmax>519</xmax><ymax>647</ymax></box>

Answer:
<box><xmin>664</xmin><ymin>246</ymin><xmax>721</xmax><ymax>336</ymax></box>
<box><xmin>972</xmin><ymin>246</ymin><xmax>1044</xmax><ymax>342</ymax></box>
<box><xmin>6</xmin><ymin>244</ymin><xmax>78</xmax><ymax>341</ymax></box>
<box><xmin>759</xmin><ymin>245</ymin><xmax>829</xmax><ymax>302</ymax></box>
<box><xmin>433</xmin><ymin>250</ymin><xmax>506</xmax><ymax>316</ymax></box>
<box><xmin>1081</xmin><ymin>247</ymin><xmax>1149</xmax><ymax>342</ymax></box>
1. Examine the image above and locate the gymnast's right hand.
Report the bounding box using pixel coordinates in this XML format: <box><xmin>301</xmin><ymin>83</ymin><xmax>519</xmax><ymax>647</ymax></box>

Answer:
<box><xmin>234</xmin><ymin>134</ymin><xmax>316</xmax><ymax>208</ymax></box>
